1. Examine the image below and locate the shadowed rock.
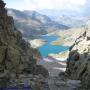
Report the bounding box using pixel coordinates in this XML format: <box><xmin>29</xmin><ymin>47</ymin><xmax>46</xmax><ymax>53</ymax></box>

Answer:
<box><xmin>0</xmin><ymin>0</ymin><xmax>49</xmax><ymax>89</ymax></box>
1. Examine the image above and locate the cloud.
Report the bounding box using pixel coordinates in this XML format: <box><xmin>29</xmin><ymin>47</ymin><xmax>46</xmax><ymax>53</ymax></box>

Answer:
<box><xmin>24</xmin><ymin>0</ymin><xmax>87</xmax><ymax>10</ymax></box>
<box><xmin>24</xmin><ymin>0</ymin><xmax>53</xmax><ymax>10</ymax></box>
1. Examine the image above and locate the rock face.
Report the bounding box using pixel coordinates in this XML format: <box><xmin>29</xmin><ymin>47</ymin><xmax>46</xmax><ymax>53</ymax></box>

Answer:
<box><xmin>0</xmin><ymin>0</ymin><xmax>49</xmax><ymax>88</ymax></box>
<box><xmin>0</xmin><ymin>0</ymin><xmax>35</xmax><ymax>76</ymax></box>
<box><xmin>66</xmin><ymin>20</ymin><xmax>90</xmax><ymax>89</ymax></box>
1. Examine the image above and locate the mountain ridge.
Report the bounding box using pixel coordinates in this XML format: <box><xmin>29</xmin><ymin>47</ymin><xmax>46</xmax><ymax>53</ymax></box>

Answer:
<box><xmin>39</xmin><ymin>9</ymin><xmax>87</xmax><ymax>28</ymax></box>
<box><xmin>7</xmin><ymin>9</ymin><xmax>69</xmax><ymax>39</ymax></box>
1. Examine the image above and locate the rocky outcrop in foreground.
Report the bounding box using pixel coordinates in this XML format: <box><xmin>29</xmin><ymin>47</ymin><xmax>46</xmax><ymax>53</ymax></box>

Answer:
<box><xmin>0</xmin><ymin>0</ymin><xmax>49</xmax><ymax>89</ymax></box>
<box><xmin>66</xmin><ymin>20</ymin><xmax>90</xmax><ymax>90</ymax></box>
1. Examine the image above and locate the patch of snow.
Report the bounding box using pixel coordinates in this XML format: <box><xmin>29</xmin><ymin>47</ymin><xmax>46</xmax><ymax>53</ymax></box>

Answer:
<box><xmin>43</xmin><ymin>58</ymin><xmax>54</xmax><ymax>62</ymax></box>
<box><xmin>57</xmin><ymin>62</ymin><xmax>66</xmax><ymax>66</ymax></box>
<box><xmin>55</xmin><ymin>58</ymin><xmax>67</xmax><ymax>61</ymax></box>
<box><xmin>53</xmin><ymin>67</ymin><xmax>66</xmax><ymax>71</ymax></box>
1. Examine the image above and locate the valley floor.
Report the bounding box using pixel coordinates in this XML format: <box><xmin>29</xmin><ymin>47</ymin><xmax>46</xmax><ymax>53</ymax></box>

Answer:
<box><xmin>37</xmin><ymin>58</ymin><xmax>81</xmax><ymax>90</ymax></box>
<box><xmin>37</xmin><ymin>57</ymin><xmax>66</xmax><ymax>76</ymax></box>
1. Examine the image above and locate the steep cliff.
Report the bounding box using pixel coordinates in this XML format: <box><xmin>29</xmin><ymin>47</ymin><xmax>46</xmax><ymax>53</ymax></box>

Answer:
<box><xmin>66</xmin><ymin>20</ymin><xmax>90</xmax><ymax>89</ymax></box>
<box><xmin>0</xmin><ymin>0</ymin><xmax>49</xmax><ymax>89</ymax></box>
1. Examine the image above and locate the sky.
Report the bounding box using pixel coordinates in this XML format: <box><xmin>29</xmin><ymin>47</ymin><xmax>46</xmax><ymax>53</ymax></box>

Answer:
<box><xmin>4</xmin><ymin>0</ymin><xmax>89</xmax><ymax>15</ymax></box>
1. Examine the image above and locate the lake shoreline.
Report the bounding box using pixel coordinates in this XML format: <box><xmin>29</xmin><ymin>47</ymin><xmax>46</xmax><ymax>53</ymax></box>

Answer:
<box><xmin>48</xmin><ymin>50</ymin><xmax>69</xmax><ymax>61</ymax></box>
<box><xmin>38</xmin><ymin>35</ymin><xmax>69</xmax><ymax>57</ymax></box>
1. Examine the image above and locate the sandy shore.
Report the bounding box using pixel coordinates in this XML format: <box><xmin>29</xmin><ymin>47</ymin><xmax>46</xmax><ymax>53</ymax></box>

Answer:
<box><xmin>48</xmin><ymin>50</ymin><xmax>69</xmax><ymax>59</ymax></box>
<box><xmin>49</xmin><ymin>28</ymin><xmax>83</xmax><ymax>47</ymax></box>
<box><xmin>29</xmin><ymin>39</ymin><xmax>47</xmax><ymax>48</ymax></box>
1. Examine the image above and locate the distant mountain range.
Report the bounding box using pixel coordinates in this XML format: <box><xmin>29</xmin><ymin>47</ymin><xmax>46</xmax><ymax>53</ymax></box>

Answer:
<box><xmin>53</xmin><ymin>15</ymin><xmax>87</xmax><ymax>28</ymax></box>
<box><xmin>7</xmin><ymin>9</ymin><xmax>69</xmax><ymax>39</ymax></box>
<box><xmin>39</xmin><ymin>9</ymin><xmax>88</xmax><ymax>28</ymax></box>
<box><xmin>39</xmin><ymin>9</ymin><xmax>88</xmax><ymax>19</ymax></box>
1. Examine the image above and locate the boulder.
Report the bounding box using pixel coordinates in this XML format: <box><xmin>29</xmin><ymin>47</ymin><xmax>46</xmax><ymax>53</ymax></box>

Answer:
<box><xmin>34</xmin><ymin>65</ymin><xmax>49</xmax><ymax>78</ymax></box>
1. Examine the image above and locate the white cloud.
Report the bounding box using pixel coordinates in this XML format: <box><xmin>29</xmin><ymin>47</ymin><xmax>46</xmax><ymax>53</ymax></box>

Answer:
<box><xmin>69</xmin><ymin>0</ymin><xmax>86</xmax><ymax>5</ymax></box>
<box><xmin>24</xmin><ymin>0</ymin><xmax>53</xmax><ymax>10</ymax></box>
<box><xmin>24</xmin><ymin>0</ymin><xmax>87</xmax><ymax>10</ymax></box>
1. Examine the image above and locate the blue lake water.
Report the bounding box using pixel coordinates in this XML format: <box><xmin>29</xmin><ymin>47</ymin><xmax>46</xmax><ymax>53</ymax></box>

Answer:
<box><xmin>38</xmin><ymin>35</ymin><xmax>69</xmax><ymax>57</ymax></box>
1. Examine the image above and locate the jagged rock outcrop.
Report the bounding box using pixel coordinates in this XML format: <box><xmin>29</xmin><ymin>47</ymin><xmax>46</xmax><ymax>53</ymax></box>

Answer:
<box><xmin>0</xmin><ymin>0</ymin><xmax>49</xmax><ymax>89</ymax></box>
<box><xmin>66</xmin><ymin>20</ymin><xmax>90</xmax><ymax>89</ymax></box>
<box><xmin>0</xmin><ymin>0</ymin><xmax>35</xmax><ymax>77</ymax></box>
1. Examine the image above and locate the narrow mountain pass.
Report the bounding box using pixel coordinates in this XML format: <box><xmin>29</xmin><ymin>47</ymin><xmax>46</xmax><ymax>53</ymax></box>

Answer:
<box><xmin>37</xmin><ymin>58</ymin><xmax>66</xmax><ymax>76</ymax></box>
<box><xmin>37</xmin><ymin>58</ymin><xmax>81</xmax><ymax>90</ymax></box>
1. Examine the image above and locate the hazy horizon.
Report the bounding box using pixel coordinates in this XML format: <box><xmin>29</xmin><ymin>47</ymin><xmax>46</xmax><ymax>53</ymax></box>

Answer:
<box><xmin>4</xmin><ymin>0</ymin><xmax>90</xmax><ymax>16</ymax></box>
<box><xmin>4</xmin><ymin>0</ymin><xmax>90</xmax><ymax>17</ymax></box>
